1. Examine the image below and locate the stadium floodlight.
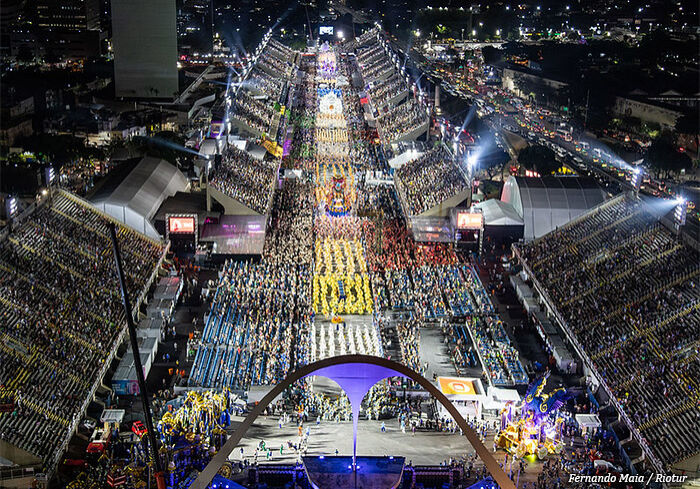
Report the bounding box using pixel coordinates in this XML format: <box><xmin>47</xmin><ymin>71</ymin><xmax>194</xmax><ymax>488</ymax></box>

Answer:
<box><xmin>674</xmin><ymin>197</ymin><xmax>687</xmax><ymax>228</ymax></box>
<box><xmin>468</xmin><ymin>154</ymin><xmax>478</xmax><ymax>168</ymax></box>
<box><xmin>631</xmin><ymin>167</ymin><xmax>643</xmax><ymax>192</ymax></box>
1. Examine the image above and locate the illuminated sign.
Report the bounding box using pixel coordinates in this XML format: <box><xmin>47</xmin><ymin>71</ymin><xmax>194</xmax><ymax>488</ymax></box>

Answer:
<box><xmin>319</xmin><ymin>26</ymin><xmax>334</xmax><ymax>35</ymax></box>
<box><xmin>456</xmin><ymin>212</ymin><xmax>483</xmax><ymax>229</ymax></box>
<box><xmin>169</xmin><ymin>216</ymin><xmax>195</xmax><ymax>234</ymax></box>
<box><xmin>438</xmin><ymin>377</ymin><xmax>477</xmax><ymax>396</ymax></box>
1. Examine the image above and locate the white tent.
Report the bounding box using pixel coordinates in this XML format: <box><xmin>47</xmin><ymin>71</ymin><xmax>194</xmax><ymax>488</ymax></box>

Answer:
<box><xmin>474</xmin><ymin>199</ymin><xmax>524</xmax><ymax>227</ymax></box>
<box><xmin>91</xmin><ymin>156</ymin><xmax>188</xmax><ymax>239</ymax></box>
<box><xmin>501</xmin><ymin>176</ymin><xmax>606</xmax><ymax>240</ymax></box>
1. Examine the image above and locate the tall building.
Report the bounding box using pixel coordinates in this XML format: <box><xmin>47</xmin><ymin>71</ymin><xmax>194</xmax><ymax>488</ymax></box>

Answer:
<box><xmin>111</xmin><ymin>0</ymin><xmax>178</xmax><ymax>99</ymax></box>
<box><xmin>5</xmin><ymin>0</ymin><xmax>105</xmax><ymax>60</ymax></box>
<box><xmin>36</xmin><ymin>0</ymin><xmax>100</xmax><ymax>30</ymax></box>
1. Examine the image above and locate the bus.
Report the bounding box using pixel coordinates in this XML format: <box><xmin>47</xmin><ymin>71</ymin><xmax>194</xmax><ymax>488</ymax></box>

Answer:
<box><xmin>556</xmin><ymin>127</ymin><xmax>572</xmax><ymax>142</ymax></box>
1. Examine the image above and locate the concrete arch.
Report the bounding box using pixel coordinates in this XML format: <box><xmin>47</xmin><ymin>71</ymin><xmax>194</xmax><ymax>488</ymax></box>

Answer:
<box><xmin>192</xmin><ymin>354</ymin><xmax>516</xmax><ymax>489</ymax></box>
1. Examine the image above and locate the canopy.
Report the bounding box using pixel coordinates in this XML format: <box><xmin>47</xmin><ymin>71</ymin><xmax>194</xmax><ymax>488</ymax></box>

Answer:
<box><xmin>474</xmin><ymin>199</ymin><xmax>524</xmax><ymax>227</ymax></box>
<box><xmin>501</xmin><ymin>176</ymin><xmax>606</xmax><ymax>240</ymax></box>
<box><xmin>90</xmin><ymin>156</ymin><xmax>188</xmax><ymax>239</ymax></box>
<box><xmin>575</xmin><ymin>413</ymin><xmax>602</xmax><ymax>429</ymax></box>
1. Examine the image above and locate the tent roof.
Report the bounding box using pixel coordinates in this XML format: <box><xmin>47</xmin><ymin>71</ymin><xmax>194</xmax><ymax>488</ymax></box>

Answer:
<box><xmin>501</xmin><ymin>176</ymin><xmax>606</xmax><ymax>240</ymax></box>
<box><xmin>91</xmin><ymin>156</ymin><xmax>188</xmax><ymax>222</ymax></box>
<box><xmin>474</xmin><ymin>199</ymin><xmax>524</xmax><ymax>227</ymax></box>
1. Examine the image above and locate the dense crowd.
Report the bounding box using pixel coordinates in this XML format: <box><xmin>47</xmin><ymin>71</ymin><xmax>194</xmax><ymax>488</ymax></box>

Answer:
<box><xmin>519</xmin><ymin>195</ymin><xmax>700</xmax><ymax>467</ymax></box>
<box><xmin>248</xmin><ymin>66</ymin><xmax>285</xmax><ymax>98</ymax></box>
<box><xmin>209</xmin><ymin>146</ymin><xmax>278</xmax><ymax>214</ymax></box>
<box><xmin>395</xmin><ymin>146</ymin><xmax>468</xmax><ymax>216</ymax></box>
<box><xmin>377</xmin><ymin>98</ymin><xmax>429</xmax><ymax>143</ymax></box>
<box><xmin>0</xmin><ymin>193</ymin><xmax>163</xmax><ymax>468</ymax></box>
<box><xmin>353</xmin><ymin>34</ymin><xmax>428</xmax><ymax>144</ymax></box>
<box><xmin>263</xmin><ymin>178</ymin><xmax>314</xmax><ymax>266</ymax></box>
<box><xmin>232</xmin><ymin>90</ymin><xmax>276</xmax><ymax>134</ymax></box>
<box><xmin>189</xmin><ymin>259</ymin><xmax>311</xmax><ymax>389</ymax></box>
<box><xmin>368</xmin><ymin>74</ymin><xmax>408</xmax><ymax>109</ymax></box>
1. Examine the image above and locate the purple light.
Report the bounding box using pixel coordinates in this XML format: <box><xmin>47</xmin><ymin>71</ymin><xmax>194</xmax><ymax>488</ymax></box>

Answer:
<box><xmin>304</xmin><ymin>363</ymin><xmax>407</xmax><ymax>470</ymax></box>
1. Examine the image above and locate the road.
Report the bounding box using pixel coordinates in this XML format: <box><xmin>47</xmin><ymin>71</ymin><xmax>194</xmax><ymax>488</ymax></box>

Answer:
<box><xmin>383</xmin><ymin>34</ymin><xmax>698</xmax><ymax>235</ymax></box>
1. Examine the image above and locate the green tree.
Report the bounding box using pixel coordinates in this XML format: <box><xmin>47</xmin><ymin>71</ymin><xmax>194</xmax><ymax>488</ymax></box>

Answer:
<box><xmin>675</xmin><ymin>113</ymin><xmax>699</xmax><ymax>136</ymax></box>
<box><xmin>644</xmin><ymin>139</ymin><xmax>692</xmax><ymax>178</ymax></box>
<box><xmin>479</xmin><ymin>148</ymin><xmax>510</xmax><ymax>178</ymax></box>
<box><xmin>517</xmin><ymin>144</ymin><xmax>558</xmax><ymax>176</ymax></box>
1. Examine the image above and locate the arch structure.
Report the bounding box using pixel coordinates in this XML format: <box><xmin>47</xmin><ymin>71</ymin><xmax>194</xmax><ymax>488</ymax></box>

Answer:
<box><xmin>192</xmin><ymin>354</ymin><xmax>516</xmax><ymax>489</ymax></box>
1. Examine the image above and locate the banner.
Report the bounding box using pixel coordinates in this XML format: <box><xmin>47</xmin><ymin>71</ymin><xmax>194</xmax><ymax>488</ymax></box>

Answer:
<box><xmin>438</xmin><ymin>377</ymin><xmax>477</xmax><ymax>396</ymax></box>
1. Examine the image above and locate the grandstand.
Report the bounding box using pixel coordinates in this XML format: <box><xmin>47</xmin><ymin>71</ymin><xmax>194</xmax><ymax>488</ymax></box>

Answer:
<box><xmin>394</xmin><ymin>145</ymin><xmax>469</xmax><ymax>218</ymax></box>
<box><xmin>208</xmin><ymin>145</ymin><xmax>280</xmax><ymax>215</ymax></box>
<box><xmin>0</xmin><ymin>191</ymin><xmax>165</xmax><ymax>473</ymax></box>
<box><xmin>514</xmin><ymin>193</ymin><xmax>700</xmax><ymax>472</ymax></box>
<box><xmin>188</xmin><ymin>259</ymin><xmax>311</xmax><ymax>391</ymax></box>
<box><xmin>354</xmin><ymin>32</ymin><xmax>429</xmax><ymax>144</ymax></box>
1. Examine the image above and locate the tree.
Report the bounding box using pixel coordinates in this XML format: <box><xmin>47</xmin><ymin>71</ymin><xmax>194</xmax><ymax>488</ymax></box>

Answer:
<box><xmin>517</xmin><ymin>144</ymin><xmax>558</xmax><ymax>176</ymax></box>
<box><xmin>482</xmin><ymin>46</ymin><xmax>502</xmax><ymax>64</ymax></box>
<box><xmin>675</xmin><ymin>113</ymin><xmax>699</xmax><ymax>136</ymax></box>
<box><xmin>479</xmin><ymin>148</ymin><xmax>511</xmax><ymax>178</ymax></box>
<box><xmin>644</xmin><ymin>139</ymin><xmax>692</xmax><ymax>179</ymax></box>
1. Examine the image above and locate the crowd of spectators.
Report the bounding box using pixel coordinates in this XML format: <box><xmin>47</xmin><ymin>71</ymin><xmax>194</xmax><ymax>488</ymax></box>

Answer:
<box><xmin>189</xmin><ymin>258</ymin><xmax>311</xmax><ymax>389</ymax></box>
<box><xmin>518</xmin><ymin>195</ymin><xmax>700</xmax><ymax>467</ymax></box>
<box><xmin>248</xmin><ymin>66</ymin><xmax>285</xmax><ymax>98</ymax></box>
<box><xmin>353</xmin><ymin>35</ymin><xmax>428</xmax><ymax>144</ymax></box>
<box><xmin>377</xmin><ymin>98</ymin><xmax>429</xmax><ymax>143</ymax></box>
<box><xmin>368</xmin><ymin>74</ymin><xmax>408</xmax><ymax>109</ymax></box>
<box><xmin>395</xmin><ymin>146</ymin><xmax>468</xmax><ymax>216</ymax></box>
<box><xmin>257</xmin><ymin>54</ymin><xmax>290</xmax><ymax>79</ymax></box>
<box><xmin>232</xmin><ymin>90</ymin><xmax>275</xmax><ymax>135</ymax></box>
<box><xmin>0</xmin><ymin>193</ymin><xmax>163</xmax><ymax>468</ymax></box>
<box><xmin>209</xmin><ymin>146</ymin><xmax>278</xmax><ymax>214</ymax></box>
<box><xmin>263</xmin><ymin>178</ymin><xmax>313</xmax><ymax>267</ymax></box>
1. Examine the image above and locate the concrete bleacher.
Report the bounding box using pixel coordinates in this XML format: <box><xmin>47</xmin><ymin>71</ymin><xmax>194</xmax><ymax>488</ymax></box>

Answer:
<box><xmin>0</xmin><ymin>191</ymin><xmax>165</xmax><ymax>474</ymax></box>
<box><xmin>515</xmin><ymin>193</ymin><xmax>700</xmax><ymax>471</ymax></box>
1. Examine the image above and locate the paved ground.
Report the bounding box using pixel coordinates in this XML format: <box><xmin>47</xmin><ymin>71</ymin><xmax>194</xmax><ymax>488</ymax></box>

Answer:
<box><xmin>229</xmin><ymin>415</ymin><xmax>543</xmax><ymax>486</ymax></box>
<box><xmin>418</xmin><ymin>326</ymin><xmax>458</xmax><ymax>380</ymax></box>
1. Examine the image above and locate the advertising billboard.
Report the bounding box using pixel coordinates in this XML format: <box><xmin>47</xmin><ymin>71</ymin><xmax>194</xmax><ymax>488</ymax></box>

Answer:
<box><xmin>168</xmin><ymin>216</ymin><xmax>195</xmax><ymax>234</ymax></box>
<box><xmin>456</xmin><ymin>212</ymin><xmax>483</xmax><ymax>229</ymax></box>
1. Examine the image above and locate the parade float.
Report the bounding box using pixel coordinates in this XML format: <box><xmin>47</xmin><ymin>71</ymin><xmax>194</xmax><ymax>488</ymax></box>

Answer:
<box><xmin>495</xmin><ymin>372</ymin><xmax>571</xmax><ymax>459</ymax></box>
<box><xmin>66</xmin><ymin>391</ymin><xmax>237</xmax><ymax>489</ymax></box>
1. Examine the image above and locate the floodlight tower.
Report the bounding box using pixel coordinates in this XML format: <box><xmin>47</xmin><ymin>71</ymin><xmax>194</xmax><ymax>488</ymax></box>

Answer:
<box><xmin>631</xmin><ymin>167</ymin><xmax>643</xmax><ymax>195</ymax></box>
<box><xmin>674</xmin><ymin>197</ymin><xmax>688</xmax><ymax>235</ymax></box>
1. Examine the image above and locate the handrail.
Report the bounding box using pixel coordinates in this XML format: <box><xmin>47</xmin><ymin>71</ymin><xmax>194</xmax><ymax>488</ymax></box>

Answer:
<box><xmin>512</xmin><ymin>244</ymin><xmax>664</xmax><ymax>473</ymax></box>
